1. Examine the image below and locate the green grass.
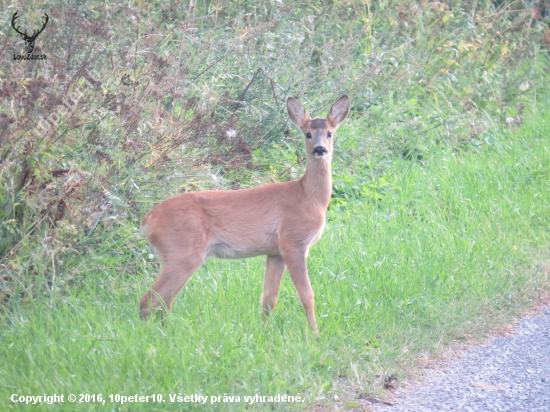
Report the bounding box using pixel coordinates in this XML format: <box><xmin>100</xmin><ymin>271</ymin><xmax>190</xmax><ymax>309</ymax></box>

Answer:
<box><xmin>1</xmin><ymin>109</ymin><xmax>549</xmax><ymax>411</ymax></box>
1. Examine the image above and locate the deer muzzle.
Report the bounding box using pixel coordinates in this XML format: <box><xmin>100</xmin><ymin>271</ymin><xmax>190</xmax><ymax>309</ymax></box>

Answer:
<box><xmin>312</xmin><ymin>146</ymin><xmax>328</xmax><ymax>158</ymax></box>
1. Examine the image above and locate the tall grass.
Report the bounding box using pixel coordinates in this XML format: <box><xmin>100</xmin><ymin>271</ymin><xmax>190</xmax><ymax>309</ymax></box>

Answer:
<box><xmin>1</xmin><ymin>1</ymin><xmax>549</xmax><ymax>409</ymax></box>
<box><xmin>1</xmin><ymin>0</ymin><xmax>549</xmax><ymax>303</ymax></box>
<box><xmin>1</xmin><ymin>105</ymin><xmax>548</xmax><ymax>410</ymax></box>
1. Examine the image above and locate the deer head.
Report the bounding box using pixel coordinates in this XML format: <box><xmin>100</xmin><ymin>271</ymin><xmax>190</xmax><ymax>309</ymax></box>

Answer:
<box><xmin>11</xmin><ymin>11</ymin><xmax>49</xmax><ymax>54</ymax></box>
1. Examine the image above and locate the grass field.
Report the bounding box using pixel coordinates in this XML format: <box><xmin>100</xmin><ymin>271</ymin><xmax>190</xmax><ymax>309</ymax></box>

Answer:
<box><xmin>1</xmin><ymin>101</ymin><xmax>549</xmax><ymax>411</ymax></box>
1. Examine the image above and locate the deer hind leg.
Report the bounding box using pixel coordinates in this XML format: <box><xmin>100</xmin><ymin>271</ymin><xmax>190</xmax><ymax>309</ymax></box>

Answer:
<box><xmin>261</xmin><ymin>255</ymin><xmax>286</xmax><ymax>321</ymax></box>
<box><xmin>282</xmin><ymin>248</ymin><xmax>317</xmax><ymax>332</ymax></box>
<box><xmin>140</xmin><ymin>254</ymin><xmax>205</xmax><ymax>319</ymax></box>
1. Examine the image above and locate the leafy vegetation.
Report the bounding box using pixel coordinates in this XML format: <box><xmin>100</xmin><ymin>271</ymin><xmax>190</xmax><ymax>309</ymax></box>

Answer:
<box><xmin>1</xmin><ymin>108</ymin><xmax>549</xmax><ymax>410</ymax></box>
<box><xmin>1</xmin><ymin>0</ymin><xmax>549</xmax><ymax>410</ymax></box>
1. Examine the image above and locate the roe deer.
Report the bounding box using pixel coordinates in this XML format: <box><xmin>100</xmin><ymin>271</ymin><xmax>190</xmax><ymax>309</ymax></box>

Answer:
<box><xmin>140</xmin><ymin>95</ymin><xmax>350</xmax><ymax>331</ymax></box>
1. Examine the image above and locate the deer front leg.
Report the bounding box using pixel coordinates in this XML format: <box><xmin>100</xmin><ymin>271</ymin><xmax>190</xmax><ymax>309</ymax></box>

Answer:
<box><xmin>262</xmin><ymin>255</ymin><xmax>286</xmax><ymax>322</ymax></box>
<box><xmin>282</xmin><ymin>248</ymin><xmax>317</xmax><ymax>332</ymax></box>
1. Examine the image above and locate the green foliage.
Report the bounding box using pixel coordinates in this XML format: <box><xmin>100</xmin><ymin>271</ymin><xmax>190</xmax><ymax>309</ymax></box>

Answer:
<box><xmin>1</xmin><ymin>110</ymin><xmax>549</xmax><ymax>409</ymax></box>
<box><xmin>0</xmin><ymin>0</ymin><xmax>550</xmax><ymax>406</ymax></box>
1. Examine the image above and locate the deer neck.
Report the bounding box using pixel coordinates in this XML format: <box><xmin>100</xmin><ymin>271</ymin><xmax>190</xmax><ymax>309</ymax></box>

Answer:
<box><xmin>299</xmin><ymin>155</ymin><xmax>332</xmax><ymax>209</ymax></box>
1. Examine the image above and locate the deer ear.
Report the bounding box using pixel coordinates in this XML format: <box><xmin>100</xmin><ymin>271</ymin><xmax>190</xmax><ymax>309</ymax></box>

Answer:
<box><xmin>327</xmin><ymin>95</ymin><xmax>350</xmax><ymax>128</ymax></box>
<box><xmin>287</xmin><ymin>97</ymin><xmax>311</xmax><ymax>128</ymax></box>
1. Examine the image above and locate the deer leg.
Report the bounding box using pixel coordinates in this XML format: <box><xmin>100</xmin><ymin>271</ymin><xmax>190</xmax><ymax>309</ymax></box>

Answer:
<box><xmin>261</xmin><ymin>255</ymin><xmax>286</xmax><ymax>321</ymax></box>
<box><xmin>282</xmin><ymin>248</ymin><xmax>317</xmax><ymax>332</ymax></box>
<box><xmin>140</xmin><ymin>254</ymin><xmax>204</xmax><ymax>319</ymax></box>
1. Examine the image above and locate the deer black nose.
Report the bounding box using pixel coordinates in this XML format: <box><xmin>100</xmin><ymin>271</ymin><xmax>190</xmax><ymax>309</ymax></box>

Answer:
<box><xmin>313</xmin><ymin>146</ymin><xmax>328</xmax><ymax>156</ymax></box>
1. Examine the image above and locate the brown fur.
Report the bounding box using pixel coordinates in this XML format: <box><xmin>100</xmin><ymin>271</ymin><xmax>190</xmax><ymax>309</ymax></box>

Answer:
<box><xmin>140</xmin><ymin>95</ymin><xmax>350</xmax><ymax>332</ymax></box>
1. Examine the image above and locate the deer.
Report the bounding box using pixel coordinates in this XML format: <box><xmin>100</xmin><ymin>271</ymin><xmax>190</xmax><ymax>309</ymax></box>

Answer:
<box><xmin>11</xmin><ymin>11</ymin><xmax>49</xmax><ymax>54</ymax></box>
<box><xmin>140</xmin><ymin>95</ymin><xmax>350</xmax><ymax>332</ymax></box>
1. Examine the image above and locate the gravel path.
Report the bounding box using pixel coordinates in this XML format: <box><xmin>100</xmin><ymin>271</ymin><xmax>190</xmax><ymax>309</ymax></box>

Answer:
<box><xmin>370</xmin><ymin>306</ymin><xmax>550</xmax><ymax>412</ymax></box>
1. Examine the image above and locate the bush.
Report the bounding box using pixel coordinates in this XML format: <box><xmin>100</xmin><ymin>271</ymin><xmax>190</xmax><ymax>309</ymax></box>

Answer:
<box><xmin>0</xmin><ymin>0</ymin><xmax>548</xmax><ymax>306</ymax></box>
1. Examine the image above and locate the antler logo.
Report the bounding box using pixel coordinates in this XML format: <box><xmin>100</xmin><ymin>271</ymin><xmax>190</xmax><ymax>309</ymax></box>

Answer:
<box><xmin>11</xmin><ymin>11</ymin><xmax>49</xmax><ymax>54</ymax></box>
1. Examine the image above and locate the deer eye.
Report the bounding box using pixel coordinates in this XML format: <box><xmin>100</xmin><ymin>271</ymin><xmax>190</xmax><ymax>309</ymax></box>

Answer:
<box><xmin>306</xmin><ymin>132</ymin><xmax>312</xmax><ymax>139</ymax></box>
<box><xmin>327</xmin><ymin>132</ymin><xmax>332</xmax><ymax>139</ymax></box>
